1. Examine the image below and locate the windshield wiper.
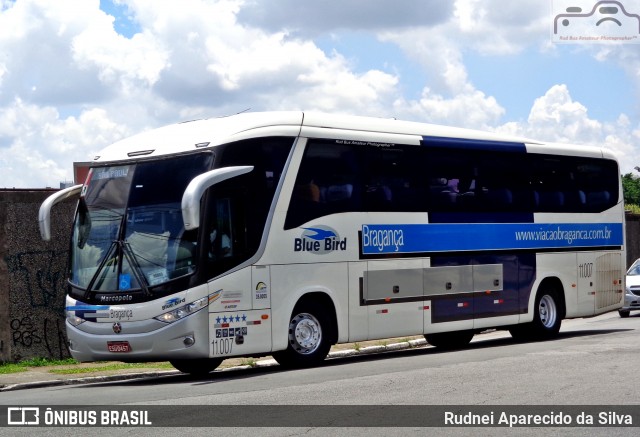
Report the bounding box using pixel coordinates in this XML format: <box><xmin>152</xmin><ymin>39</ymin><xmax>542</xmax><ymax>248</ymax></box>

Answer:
<box><xmin>122</xmin><ymin>241</ymin><xmax>151</xmax><ymax>297</ymax></box>
<box><xmin>84</xmin><ymin>240</ymin><xmax>151</xmax><ymax>297</ymax></box>
<box><xmin>86</xmin><ymin>240</ymin><xmax>118</xmax><ymax>294</ymax></box>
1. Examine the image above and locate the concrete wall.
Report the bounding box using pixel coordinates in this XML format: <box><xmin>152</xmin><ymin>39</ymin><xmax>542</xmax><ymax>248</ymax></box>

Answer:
<box><xmin>625</xmin><ymin>214</ymin><xmax>640</xmax><ymax>268</ymax></box>
<box><xmin>0</xmin><ymin>190</ymin><xmax>75</xmax><ymax>362</ymax></box>
<box><xmin>1</xmin><ymin>188</ymin><xmax>640</xmax><ymax>362</ymax></box>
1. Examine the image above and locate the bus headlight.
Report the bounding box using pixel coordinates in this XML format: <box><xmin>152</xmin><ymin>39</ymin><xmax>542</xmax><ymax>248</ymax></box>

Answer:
<box><xmin>66</xmin><ymin>312</ymin><xmax>85</xmax><ymax>327</ymax></box>
<box><xmin>154</xmin><ymin>297</ymin><xmax>208</xmax><ymax>323</ymax></box>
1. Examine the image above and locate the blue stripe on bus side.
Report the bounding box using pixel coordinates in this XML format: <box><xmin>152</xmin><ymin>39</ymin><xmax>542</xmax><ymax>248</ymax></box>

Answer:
<box><xmin>360</xmin><ymin>223</ymin><xmax>623</xmax><ymax>255</ymax></box>
<box><xmin>421</xmin><ymin>136</ymin><xmax>527</xmax><ymax>152</ymax></box>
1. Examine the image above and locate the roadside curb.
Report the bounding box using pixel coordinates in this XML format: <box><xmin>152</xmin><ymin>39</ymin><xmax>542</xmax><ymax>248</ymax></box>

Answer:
<box><xmin>0</xmin><ymin>339</ymin><xmax>428</xmax><ymax>392</ymax></box>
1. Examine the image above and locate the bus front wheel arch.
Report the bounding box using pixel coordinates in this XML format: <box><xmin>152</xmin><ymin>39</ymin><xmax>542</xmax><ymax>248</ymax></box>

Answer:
<box><xmin>272</xmin><ymin>295</ymin><xmax>336</xmax><ymax>369</ymax></box>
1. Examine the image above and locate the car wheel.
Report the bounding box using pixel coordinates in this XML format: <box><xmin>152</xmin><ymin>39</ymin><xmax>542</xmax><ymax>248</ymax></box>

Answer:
<box><xmin>619</xmin><ymin>309</ymin><xmax>630</xmax><ymax>318</ymax></box>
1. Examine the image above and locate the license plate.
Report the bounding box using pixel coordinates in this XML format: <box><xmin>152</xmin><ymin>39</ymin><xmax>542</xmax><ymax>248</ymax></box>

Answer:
<box><xmin>107</xmin><ymin>341</ymin><xmax>131</xmax><ymax>352</ymax></box>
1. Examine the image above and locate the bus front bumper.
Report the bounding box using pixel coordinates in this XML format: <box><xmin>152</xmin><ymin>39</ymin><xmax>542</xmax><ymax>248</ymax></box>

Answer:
<box><xmin>66</xmin><ymin>308</ymin><xmax>210</xmax><ymax>362</ymax></box>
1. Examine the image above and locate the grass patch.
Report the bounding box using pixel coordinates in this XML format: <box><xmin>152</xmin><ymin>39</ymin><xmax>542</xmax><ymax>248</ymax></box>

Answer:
<box><xmin>0</xmin><ymin>363</ymin><xmax>28</xmax><ymax>375</ymax></box>
<box><xmin>48</xmin><ymin>362</ymin><xmax>174</xmax><ymax>375</ymax></box>
<box><xmin>240</xmin><ymin>358</ymin><xmax>257</xmax><ymax>368</ymax></box>
<box><xmin>21</xmin><ymin>357</ymin><xmax>78</xmax><ymax>367</ymax></box>
<box><xmin>0</xmin><ymin>357</ymin><xmax>79</xmax><ymax>375</ymax></box>
<box><xmin>0</xmin><ymin>358</ymin><xmax>174</xmax><ymax>376</ymax></box>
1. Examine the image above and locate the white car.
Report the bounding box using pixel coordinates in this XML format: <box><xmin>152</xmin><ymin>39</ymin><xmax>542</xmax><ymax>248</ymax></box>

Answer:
<box><xmin>621</xmin><ymin>259</ymin><xmax>640</xmax><ymax>317</ymax></box>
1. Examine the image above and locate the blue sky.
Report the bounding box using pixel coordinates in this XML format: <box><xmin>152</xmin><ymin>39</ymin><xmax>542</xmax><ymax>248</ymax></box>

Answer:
<box><xmin>100</xmin><ymin>0</ymin><xmax>140</xmax><ymax>37</ymax></box>
<box><xmin>467</xmin><ymin>47</ymin><xmax>636</xmax><ymax>122</ymax></box>
<box><xmin>1</xmin><ymin>0</ymin><xmax>639</xmax><ymax>187</ymax></box>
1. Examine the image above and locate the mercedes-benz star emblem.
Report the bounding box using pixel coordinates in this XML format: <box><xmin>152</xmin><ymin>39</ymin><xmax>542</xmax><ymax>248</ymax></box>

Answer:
<box><xmin>112</xmin><ymin>322</ymin><xmax>122</xmax><ymax>334</ymax></box>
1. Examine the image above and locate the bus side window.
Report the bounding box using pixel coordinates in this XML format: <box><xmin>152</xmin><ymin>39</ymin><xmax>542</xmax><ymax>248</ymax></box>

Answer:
<box><xmin>287</xmin><ymin>162</ymin><xmax>327</xmax><ymax>228</ymax></box>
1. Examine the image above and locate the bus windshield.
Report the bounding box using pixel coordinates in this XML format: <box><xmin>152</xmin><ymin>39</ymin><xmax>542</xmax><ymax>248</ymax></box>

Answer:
<box><xmin>70</xmin><ymin>153</ymin><xmax>213</xmax><ymax>292</ymax></box>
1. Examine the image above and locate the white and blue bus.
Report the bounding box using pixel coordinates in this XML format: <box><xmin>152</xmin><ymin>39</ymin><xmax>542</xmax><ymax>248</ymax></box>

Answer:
<box><xmin>39</xmin><ymin>111</ymin><xmax>625</xmax><ymax>374</ymax></box>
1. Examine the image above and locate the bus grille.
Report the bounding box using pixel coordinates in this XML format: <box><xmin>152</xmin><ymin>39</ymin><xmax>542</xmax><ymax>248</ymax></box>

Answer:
<box><xmin>595</xmin><ymin>253</ymin><xmax>623</xmax><ymax>309</ymax></box>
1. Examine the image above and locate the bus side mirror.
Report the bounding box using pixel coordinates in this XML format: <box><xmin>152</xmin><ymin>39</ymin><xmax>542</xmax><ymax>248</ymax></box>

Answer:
<box><xmin>181</xmin><ymin>166</ymin><xmax>253</xmax><ymax>230</ymax></box>
<box><xmin>38</xmin><ymin>184</ymin><xmax>83</xmax><ymax>241</ymax></box>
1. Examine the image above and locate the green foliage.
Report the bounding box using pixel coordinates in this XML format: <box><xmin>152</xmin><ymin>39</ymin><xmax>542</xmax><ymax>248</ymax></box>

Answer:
<box><xmin>626</xmin><ymin>204</ymin><xmax>640</xmax><ymax>214</ymax></box>
<box><xmin>622</xmin><ymin>173</ymin><xmax>640</xmax><ymax>206</ymax></box>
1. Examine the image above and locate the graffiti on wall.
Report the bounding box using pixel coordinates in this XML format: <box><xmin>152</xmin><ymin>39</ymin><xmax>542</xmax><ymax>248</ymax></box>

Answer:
<box><xmin>9</xmin><ymin>316</ymin><xmax>68</xmax><ymax>359</ymax></box>
<box><xmin>5</xmin><ymin>249</ymin><xmax>70</xmax><ymax>360</ymax></box>
<box><xmin>6</xmin><ymin>250</ymin><xmax>67</xmax><ymax>310</ymax></box>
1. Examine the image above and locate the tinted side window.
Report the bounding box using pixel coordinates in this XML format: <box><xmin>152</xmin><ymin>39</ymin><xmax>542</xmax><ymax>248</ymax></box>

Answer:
<box><xmin>285</xmin><ymin>141</ymin><xmax>359</xmax><ymax>229</ymax></box>
<box><xmin>530</xmin><ymin>154</ymin><xmax>619</xmax><ymax>212</ymax></box>
<box><xmin>285</xmin><ymin>140</ymin><xmax>425</xmax><ymax>229</ymax></box>
<box><xmin>285</xmin><ymin>139</ymin><xmax>619</xmax><ymax>229</ymax></box>
<box><xmin>425</xmin><ymin>148</ymin><xmax>619</xmax><ymax>213</ymax></box>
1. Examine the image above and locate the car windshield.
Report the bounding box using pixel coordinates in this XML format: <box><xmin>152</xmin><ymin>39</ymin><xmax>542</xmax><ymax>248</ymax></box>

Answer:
<box><xmin>627</xmin><ymin>263</ymin><xmax>640</xmax><ymax>276</ymax></box>
<box><xmin>70</xmin><ymin>153</ymin><xmax>213</xmax><ymax>292</ymax></box>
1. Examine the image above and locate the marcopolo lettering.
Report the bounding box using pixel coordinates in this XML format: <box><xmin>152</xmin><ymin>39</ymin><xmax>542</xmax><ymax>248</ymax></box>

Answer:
<box><xmin>294</xmin><ymin>226</ymin><xmax>347</xmax><ymax>254</ymax></box>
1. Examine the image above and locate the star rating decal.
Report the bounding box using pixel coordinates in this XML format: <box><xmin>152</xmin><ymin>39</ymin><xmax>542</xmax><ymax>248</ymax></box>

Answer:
<box><xmin>215</xmin><ymin>314</ymin><xmax>247</xmax><ymax>325</ymax></box>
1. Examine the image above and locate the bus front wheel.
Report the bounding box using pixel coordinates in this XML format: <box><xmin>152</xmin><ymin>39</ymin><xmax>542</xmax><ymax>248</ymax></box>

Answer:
<box><xmin>273</xmin><ymin>301</ymin><xmax>333</xmax><ymax>368</ymax></box>
<box><xmin>170</xmin><ymin>358</ymin><xmax>223</xmax><ymax>376</ymax></box>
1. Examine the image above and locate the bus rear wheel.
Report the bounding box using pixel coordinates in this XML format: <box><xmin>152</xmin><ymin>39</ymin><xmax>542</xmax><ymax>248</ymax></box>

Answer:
<box><xmin>273</xmin><ymin>301</ymin><xmax>333</xmax><ymax>368</ymax></box>
<box><xmin>424</xmin><ymin>331</ymin><xmax>474</xmax><ymax>350</ymax></box>
<box><xmin>170</xmin><ymin>358</ymin><xmax>223</xmax><ymax>376</ymax></box>
<box><xmin>510</xmin><ymin>286</ymin><xmax>563</xmax><ymax>341</ymax></box>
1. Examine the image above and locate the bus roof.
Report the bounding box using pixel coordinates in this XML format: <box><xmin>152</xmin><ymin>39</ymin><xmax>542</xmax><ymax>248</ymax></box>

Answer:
<box><xmin>91</xmin><ymin>111</ymin><xmax>610</xmax><ymax>163</ymax></box>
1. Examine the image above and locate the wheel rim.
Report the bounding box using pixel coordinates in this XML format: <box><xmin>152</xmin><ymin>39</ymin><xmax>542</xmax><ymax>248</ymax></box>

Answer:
<box><xmin>288</xmin><ymin>313</ymin><xmax>322</xmax><ymax>355</ymax></box>
<box><xmin>538</xmin><ymin>294</ymin><xmax>557</xmax><ymax>328</ymax></box>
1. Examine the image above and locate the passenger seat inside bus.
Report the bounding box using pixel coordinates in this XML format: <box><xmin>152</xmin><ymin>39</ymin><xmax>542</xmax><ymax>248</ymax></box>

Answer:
<box><xmin>587</xmin><ymin>190</ymin><xmax>611</xmax><ymax>209</ymax></box>
<box><xmin>536</xmin><ymin>191</ymin><xmax>565</xmax><ymax>210</ymax></box>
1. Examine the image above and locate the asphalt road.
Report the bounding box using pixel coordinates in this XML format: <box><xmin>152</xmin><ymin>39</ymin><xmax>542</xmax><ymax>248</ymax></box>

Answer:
<box><xmin>1</xmin><ymin>311</ymin><xmax>639</xmax><ymax>436</ymax></box>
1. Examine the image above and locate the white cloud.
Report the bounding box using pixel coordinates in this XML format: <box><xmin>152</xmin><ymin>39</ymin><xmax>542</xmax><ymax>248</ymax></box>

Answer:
<box><xmin>0</xmin><ymin>98</ymin><xmax>129</xmax><ymax>187</ymax></box>
<box><xmin>496</xmin><ymin>84</ymin><xmax>640</xmax><ymax>173</ymax></box>
<box><xmin>0</xmin><ymin>0</ymin><xmax>638</xmax><ymax>187</ymax></box>
<box><xmin>0</xmin><ymin>0</ymin><xmax>413</xmax><ymax>186</ymax></box>
<box><xmin>392</xmin><ymin>87</ymin><xmax>504</xmax><ymax>129</ymax></box>
<box><xmin>236</xmin><ymin>0</ymin><xmax>452</xmax><ymax>37</ymax></box>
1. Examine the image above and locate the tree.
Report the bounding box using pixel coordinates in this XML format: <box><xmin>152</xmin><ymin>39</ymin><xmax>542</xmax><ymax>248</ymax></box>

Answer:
<box><xmin>622</xmin><ymin>173</ymin><xmax>640</xmax><ymax>206</ymax></box>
